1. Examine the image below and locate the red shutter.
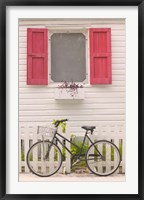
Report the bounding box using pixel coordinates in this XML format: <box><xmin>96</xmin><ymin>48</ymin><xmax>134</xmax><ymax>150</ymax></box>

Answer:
<box><xmin>90</xmin><ymin>28</ymin><xmax>112</xmax><ymax>84</ymax></box>
<box><xmin>27</xmin><ymin>28</ymin><xmax>48</xmax><ymax>85</ymax></box>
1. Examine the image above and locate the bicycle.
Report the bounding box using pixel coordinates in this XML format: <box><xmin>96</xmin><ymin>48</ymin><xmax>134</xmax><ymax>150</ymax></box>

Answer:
<box><xmin>26</xmin><ymin>119</ymin><xmax>121</xmax><ymax>177</ymax></box>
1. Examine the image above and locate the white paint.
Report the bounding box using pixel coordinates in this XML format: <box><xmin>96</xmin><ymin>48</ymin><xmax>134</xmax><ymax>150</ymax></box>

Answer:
<box><xmin>6</xmin><ymin>6</ymin><xmax>138</xmax><ymax>195</ymax></box>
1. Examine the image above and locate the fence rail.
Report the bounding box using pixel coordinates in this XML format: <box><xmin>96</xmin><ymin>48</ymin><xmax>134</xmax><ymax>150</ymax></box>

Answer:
<box><xmin>19</xmin><ymin>124</ymin><xmax>125</xmax><ymax>174</ymax></box>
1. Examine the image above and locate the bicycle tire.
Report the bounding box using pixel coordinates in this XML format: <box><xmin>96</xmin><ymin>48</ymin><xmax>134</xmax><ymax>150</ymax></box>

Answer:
<box><xmin>86</xmin><ymin>140</ymin><xmax>121</xmax><ymax>176</ymax></box>
<box><xmin>26</xmin><ymin>141</ymin><xmax>62</xmax><ymax>177</ymax></box>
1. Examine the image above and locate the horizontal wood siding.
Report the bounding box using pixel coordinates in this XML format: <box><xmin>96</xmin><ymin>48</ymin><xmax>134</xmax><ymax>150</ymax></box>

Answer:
<box><xmin>19</xmin><ymin>19</ymin><xmax>125</xmax><ymax>135</ymax></box>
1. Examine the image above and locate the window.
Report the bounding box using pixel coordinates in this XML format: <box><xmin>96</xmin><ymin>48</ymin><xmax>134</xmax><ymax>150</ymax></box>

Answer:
<box><xmin>27</xmin><ymin>27</ymin><xmax>112</xmax><ymax>85</ymax></box>
<box><xmin>51</xmin><ymin>32</ymin><xmax>86</xmax><ymax>82</ymax></box>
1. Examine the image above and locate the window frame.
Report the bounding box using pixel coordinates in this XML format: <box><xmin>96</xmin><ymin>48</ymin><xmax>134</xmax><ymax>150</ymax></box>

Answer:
<box><xmin>48</xmin><ymin>28</ymin><xmax>88</xmax><ymax>85</ymax></box>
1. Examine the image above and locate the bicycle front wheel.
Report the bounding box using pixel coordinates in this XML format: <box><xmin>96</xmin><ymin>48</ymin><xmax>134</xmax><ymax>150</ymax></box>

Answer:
<box><xmin>86</xmin><ymin>140</ymin><xmax>121</xmax><ymax>176</ymax></box>
<box><xmin>26</xmin><ymin>141</ymin><xmax>62</xmax><ymax>177</ymax></box>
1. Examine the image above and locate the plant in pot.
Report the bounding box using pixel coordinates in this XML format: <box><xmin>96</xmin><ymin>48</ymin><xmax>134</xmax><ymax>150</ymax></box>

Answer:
<box><xmin>57</xmin><ymin>81</ymin><xmax>84</xmax><ymax>98</ymax></box>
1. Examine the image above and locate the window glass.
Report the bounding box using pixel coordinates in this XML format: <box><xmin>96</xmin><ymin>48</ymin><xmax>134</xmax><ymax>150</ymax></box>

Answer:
<box><xmin>51</xmin><ymin>33</ymin><xmax>86</xmax><ymax>82</ymax></box>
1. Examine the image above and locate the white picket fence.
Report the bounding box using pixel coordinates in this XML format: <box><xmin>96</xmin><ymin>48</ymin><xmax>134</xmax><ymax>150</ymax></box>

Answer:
<box><xmin>19</xmin><ymin>124</ymin><xmax>125</xmax><ymax>174</ymax></box>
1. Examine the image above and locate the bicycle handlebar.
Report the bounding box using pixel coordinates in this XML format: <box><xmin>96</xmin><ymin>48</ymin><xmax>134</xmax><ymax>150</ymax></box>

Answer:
<box><xmin>54</xmin><ymin>119</ymin><xmax>69</xmax><ymax>127</ymax></box>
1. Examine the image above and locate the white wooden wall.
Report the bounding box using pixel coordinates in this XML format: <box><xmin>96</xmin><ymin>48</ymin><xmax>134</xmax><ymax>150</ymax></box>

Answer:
<box><xmin>19</xmin><ymin>19</ymin><xmax>125</xmax><ymax>173</ymax></box>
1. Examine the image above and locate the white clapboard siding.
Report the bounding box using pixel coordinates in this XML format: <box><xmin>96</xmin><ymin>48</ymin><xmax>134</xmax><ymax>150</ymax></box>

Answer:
<box><xmin>18</xmin><ymin>83</ymin><xmax>125</xmax><ymax>90</ymax></box>
<box><xmin>19</xmin><ymin>19</ymin><xmax>125</xmax><ymax>174</ymax></box>
<box><xmin>19</xmin><ymin>80</ymin><xmax>125</xmax><ymax>86</ymax></box>
<box><xmin>18</xmin><ymin>86</ymin><xmax>125</xmax><ymax>93</ymax></box>
<box><xmin>19</xmin><ymin>93</ymin><xmax>125</xmax><ymax>99</ymax></box>
<box><xmin>19</xmin><ymin>98</ymin><xmax>125</xmax><ymax>105</ymax></box>
<box><xmin>19</xmin><ymin>110</ymin><xmax>125</xmax><ymax>116</ymax></box>
<box><xmin>19</xmin><ymin>104</ymin><xmax>125</xmax><ymax>111</ymax></box>
<box><xmin>19</xmin><ymin>116</ymin><xmax>125</xmax><ymax>123</ymax></box>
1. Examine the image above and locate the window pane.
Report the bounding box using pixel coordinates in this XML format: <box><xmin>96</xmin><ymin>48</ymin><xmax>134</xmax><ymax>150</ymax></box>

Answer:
<box><xmin>51</xmin><ymin>33</ymin><xmax>86</xmax><ymax>82</ymax></box>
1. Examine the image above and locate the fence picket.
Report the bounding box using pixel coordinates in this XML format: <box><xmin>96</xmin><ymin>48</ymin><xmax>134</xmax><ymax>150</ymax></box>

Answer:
<box><xmin>41</xmin><ymin>141</ymin><xmax>47</xmax><ymax>174</ymax></box>
<box><xmin>32</xmin><ymin>127</ymin><xmax>38</xmax><ymax>174</ymax></box>
<box><xmin>49</xmin><ymin>142</ymin><xmax>54</xmax><ymax>173</ymax></box>
<box><xmin>65</xmin><ymin>124</ymin><xmax>71</xmax><ymax>173</ymax></box>
<box><xmin>24</xmin><ymin>127</ymin><xmax>30</xmax><ymax>173</ymax></box>
<box><xmin>105</xmin><ymin>141</ymin><xmax>111</xmax><ymax>173</ymax></box>
<box><xmin>122</xmin><ymin>136</ymin><xmax>125</xmax><ymax>173</ymax></box>
<box><xmin>57</xmin><ymin>127</ymin><xmax>63</xmax><ymax>173</ymax></box>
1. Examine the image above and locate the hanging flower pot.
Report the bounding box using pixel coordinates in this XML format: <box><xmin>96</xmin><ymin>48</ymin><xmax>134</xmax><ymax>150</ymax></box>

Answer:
<box><xmin>55</xmin><ymin>81</ymin><xmax>85</xmax><ymax>100</ymax></box>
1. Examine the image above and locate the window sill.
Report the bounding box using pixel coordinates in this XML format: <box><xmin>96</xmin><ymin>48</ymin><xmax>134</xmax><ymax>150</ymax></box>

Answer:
<box><xmin>55</xmin><ymin>88</ymin><xmax>85</xmax><ymax>100</ymax></box>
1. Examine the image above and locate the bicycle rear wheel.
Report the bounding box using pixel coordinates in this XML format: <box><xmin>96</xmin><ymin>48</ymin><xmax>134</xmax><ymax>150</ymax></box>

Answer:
<box><xmin>26</xmin><ymin>141</ymin><xmax>62</xmax><ymax>177</ymax></box>
<box><xmin>86</xmin><ymin>140</ymin><xmax>121</xmax><ymax>176</ymax></box>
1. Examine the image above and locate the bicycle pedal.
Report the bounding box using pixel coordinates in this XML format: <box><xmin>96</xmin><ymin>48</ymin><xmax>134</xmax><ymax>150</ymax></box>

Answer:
<box><xmin>72</xmin><ymin>159</ymin><xmax>80</xmax><ymax>166</ymax></box>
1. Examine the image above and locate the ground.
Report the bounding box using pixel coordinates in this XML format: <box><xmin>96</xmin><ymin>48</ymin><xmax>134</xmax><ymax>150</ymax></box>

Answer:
<box><xmin>19</xmin><ymin>173</ymin><xmax>125</xmax><ymax>182</ymax></box>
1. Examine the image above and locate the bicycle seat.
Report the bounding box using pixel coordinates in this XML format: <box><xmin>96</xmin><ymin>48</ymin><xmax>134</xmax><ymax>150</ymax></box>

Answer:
<box><xmin>81</xmin><ymin>126</ymin><xmax>96</xmax><ymax>131</ymax></box>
